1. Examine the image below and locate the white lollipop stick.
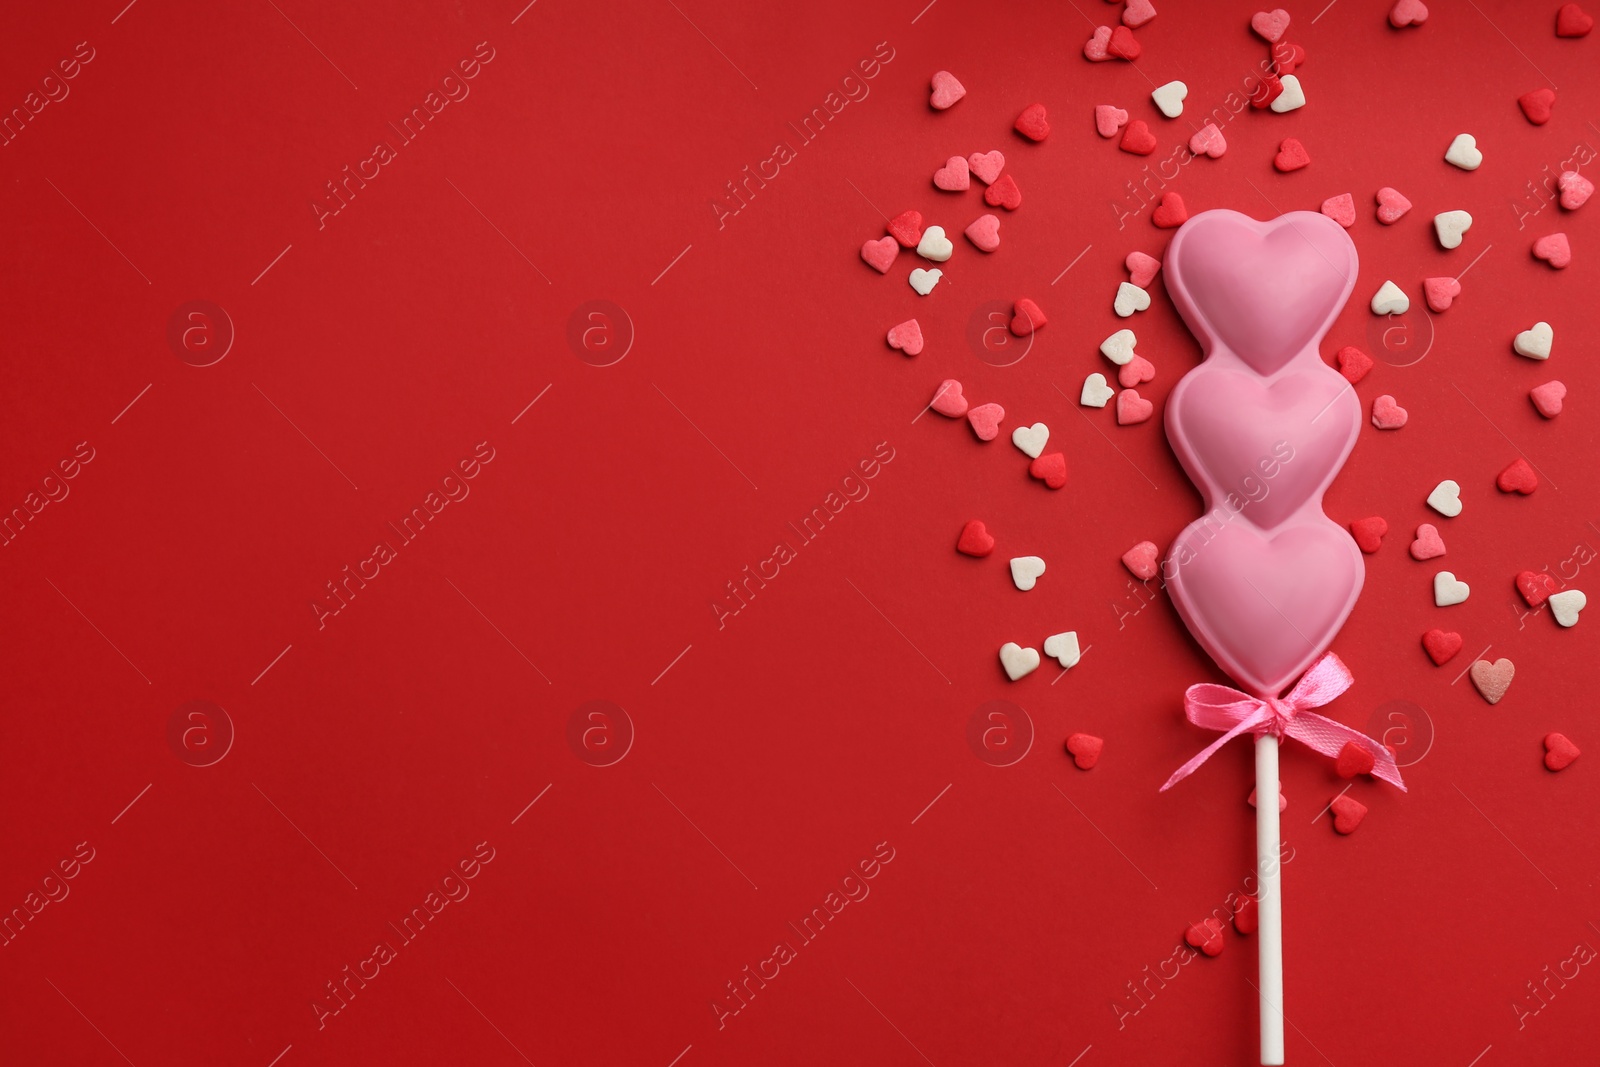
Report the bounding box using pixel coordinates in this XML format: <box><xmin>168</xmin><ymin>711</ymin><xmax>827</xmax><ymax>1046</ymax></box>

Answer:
<box><xmin>1256</xmin><ymin>734</ymin><xmax>1285</xmax><ymax>1066</ymax></box>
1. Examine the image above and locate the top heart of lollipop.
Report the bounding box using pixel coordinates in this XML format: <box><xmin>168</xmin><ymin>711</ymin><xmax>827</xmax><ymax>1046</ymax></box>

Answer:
<box><xmin>1164</xmin><ymin>210</ymin><xmax>1359</xmax><ymax>376</ymax></box>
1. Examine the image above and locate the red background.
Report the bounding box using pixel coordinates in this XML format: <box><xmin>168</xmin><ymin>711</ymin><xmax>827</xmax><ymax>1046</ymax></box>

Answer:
<box><xmin>2</xmin><ymin>1</ymin><xmax>1597</xmax><ymax>1064</ymax></box>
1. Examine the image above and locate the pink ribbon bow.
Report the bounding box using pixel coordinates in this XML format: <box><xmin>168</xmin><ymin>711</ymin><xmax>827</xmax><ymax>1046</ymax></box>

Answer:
<box><xmin>1160</xmin><ymin>652</ymin><xmax>1406</xmax><ymax>792</ymax></box>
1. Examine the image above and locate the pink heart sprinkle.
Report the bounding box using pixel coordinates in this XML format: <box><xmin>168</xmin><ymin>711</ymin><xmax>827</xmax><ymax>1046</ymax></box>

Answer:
<box><xmin>1188</xmin><ymin>123</ymin><xmax>1227</xmax><ymax>158</ymax></box>
<box><xmin>967</xmin><ymin>402</ymin><xmax>1005</xmax><ymax>441</ymax></box>
<box><xmin>930</xmin><ymin>379</ymin><xmax>968</xmax><ymax>418</ymax></box>
<box><xmin>1423</xmin><ymin>276</ymin><xmax>1460</xmax><ymax>312</ymax></box>
<box><xmin>933</xmin><ymin>155</ymin><xmax>970</xmax><ymax>192</ymax></box>
<box><xmin>1533</xmin><ymin>232</ymin><xmax>1571</xmax><ymax>268</ymax></box>
<box><xmin>1371</xmin><ymin>394</ymin><xmax>1408</xmax><ymax>429</ymax></box>
<box><xmin>929</xmin><ymin>70</ymin><xmax>966</xmax><ymax>110</ymax></box>
<box><xmin>1126</xmin><ymin>251</ymin><xmax>1161</xmax><ymax>287</ymax></box>
<box><xmin>1409</xmin><ymin>523</ymin><xmax>1446</xmax><ymax>560</ymax></box>
<box><xmin>964</xmin><ymin>214</ymin><xmax>1001</xmax><ymax>252</ymax></box>
<box><xmin>1118</xmin><ymin>354</ymin><xmax>1156</xmax><ymax>388</ymax></box>
<box><xmin>1116</xmin><ymin>389</ymin><xmax>1153</xmax><ymax>425</ymax></box>
<box><xmin>1375</xmin><ymin>187</ymin><xmax>1412</xmax><ymax>224</ymax></box>
<box><xmin>1320</xmin><ymin>193</ymin><xmax>1356</xmax><ymax>229</ymax></box>
<box><xmin>1530</xmin><ymin>380</ymin><xmax>1565</xmax><ymax>418</ymax></box>
<box><xmin>1095</xmin><ymin>104</ymin><xmax>1130</xmax><ymax>138</ymax></box>
<box><xmin>1083</xmin><ymin>25</ymin><xmax>1112</xmax><ymax>61</ymax></box>
<box><xmin>1123</xmin><ymin>0</ymin><xmax>1158</xmax><ymax>28</ymax></box>
<box><xmin>1122</xmin><ymin>540</ymin><xmax>1159</xmax><ymax>580</ymax></box>
<box><xmin>1251</xmin><ymin>7</ymin><xmax>1291</xmax><ymax>42</ymax></box>
<box><xmin>860</xmin><ymin>236</ymin><xmax>897</xmax><ymax>273</ymax></box>
<box><xmin>968</xmin><ymin>150</ymin><xmax>1005</xmax><ymax>185</ymax></box>
<box><xmin>1559</xmin><ymin>170</ymin><xmax>1594</xmax><ymax>210</ymax></box>
<box><xmin>1389</xmin><ymin>0</ymin><xmax>1428</xmax><ymax>27</ymax></box>
<box><xmin>886</xmin><ymin>319</ymin><xmax>923</xmax><ymax>356</ymax></box>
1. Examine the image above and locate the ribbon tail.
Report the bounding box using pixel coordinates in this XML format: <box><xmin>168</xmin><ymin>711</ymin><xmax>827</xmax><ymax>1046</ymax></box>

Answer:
<box><xmin>1159</xmin><ymin>715</ymin><xmax>1263</xmax><ymax>792</ymax></box>
<box><xmin>1285</xmin><ymin>711</ymin><xmax>1407</xmax><ymax>792</ymax></box>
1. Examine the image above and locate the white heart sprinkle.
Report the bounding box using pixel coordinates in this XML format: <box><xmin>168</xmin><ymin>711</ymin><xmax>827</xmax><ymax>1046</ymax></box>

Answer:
<box><xmin>908</xmin><ymin>268</ymin><xmax>942</xmax><ymax>296</ymax></box>
<box><xmin>1427</xmin><ymin>479</ymin><xmax>1462</xmax><ymax>518</ymax></box>
<box><xmin>1550</xmin><ymin>589</ymin><xmax>1586</xmax><ymax>628</ymax></box>
<box><xmin>1012</xmin><ymin>422</ymin><xmax>1049</xmax><ymax>458</ymax></box>
<box><xmin>1434</xmin><ymin>570</ymin><xmax>1470</xmax><ymax>607</ymax></box>
<box><xmin>1514</xmin><ymin>321</ymin><xmax>1554</xmax><ymax>360</ymax></box>
<box><xmin>1080</xmin><ymin>373</ymin><xmax>1115</xmax><ymax>408</ymax></box>
<box><xmin>916</xmin><ymin>225</ymin><xmax>953</xmax><ymax>262</ymax></box>
<box><xmin>1114</xmin><ymin>282</ymin><xmax>1151</xmax><ymax>318</ymax></box>
<box><xmin>1270</xmin><ymin>74</ymin><xmax>1306</xmax><ymax>113</ymax></box>
<box><xmin>1371</xmin><ymin>280</ymin><xmax>1410</xmax><ymax>315</ymax></box>
<box><xmin>1043</xmin><ymin>631</ymin><xmax>1081</xmax><ymax>669</ymax></box>
<box><xmin>1010</xmin><ymin>555</ymin><xmax>1046</xmax><ymax>591</ymax></box>
<box><xmin>1433</xmin><ymin>210</ymin><xmax>1473</xmax><ymax>250</ymax></box>
<box><xmin>1100</xmin><ymin>328</ymin><xmax>1138</xmax><ymax>365</ymax></box>
<box><xmin>1151</xmin><ymin>80</ymin><xmax>1188</xmax><ymax>118</ymax></box>
<box><xmin>999</xmin><ymin>642</ymin><xmax>1041</xmax><ymax>681</ymax></box>
<box><xmin>1445</xmin><ymin>133</ymin><xmax>1482</xmax><ymax>171</ymax></box>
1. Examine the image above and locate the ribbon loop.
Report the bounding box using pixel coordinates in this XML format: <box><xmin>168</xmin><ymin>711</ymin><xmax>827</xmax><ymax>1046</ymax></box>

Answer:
<box><xmin>1160</xmin><ymin>652</ymin><xmax>1406</xmax><ymax>792</ymax></box>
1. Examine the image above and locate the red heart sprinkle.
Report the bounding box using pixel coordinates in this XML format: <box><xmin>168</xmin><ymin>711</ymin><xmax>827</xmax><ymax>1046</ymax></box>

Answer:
<box><xmin>1320</xmin><ymin>193</ymin><xmax>1356</xmax><ymax>229</ymax></box>
<box><xmin>1409</xmin><ymin>523</ymin><xmax>1446</xmax><ymax>560</ymax></box>
<box><xmin>1270</xmin><ymin>40</ymin><xmax>1306</xmax><ymax>75</ymax></box>
<box><xmin>1422</xmin><ymin>628</ymin><xmax>1463</xmax><ymax>665</ymax></box>
<box><xmin>1126</xmin><ymin>251</ymin><xmax>1161</xmax><ymax>287</ymax></box>
<box><xmin>933</xmin><ymin>155</ymin><xmax>971</xmax><ymax>191</ymax></box>
<box><xmin>1274</xmin><ymin>138</ymin><xmax>1311</xmax><ymax>171</ymax></box>
<box><xmin>1010</xmin><ymin>298</ymin><xmax>1047</xmax><ymax>336</ymax></box>
<box><xmin>1349</xmin><ymin>516</ymin><xmax>1388</xmax><ymax>554</ymax></box>
<box><xmin>860</xmin><ymin>236</ymin><xmax>898</xmax><ymax>273</ymax></box>
<box><xmin>930</xmin><ymin>379</ymin><xmax>967</xmax><ymax>417</ymax></box>
<box><xmin>1336</xmin><ymin>741</ymin><xmax>1377</xmax><ymax>779</ymax></box>
<box><xmin>1249</xmin><ymin>71</ymin><xmax>1284</xmax><ymax>109</ymax></box>
<box><xmin>1516</xmin><ymin>570</ymin><xmax>1559</xmax><ymax>608</ymax></box>
<box><xmin>967</xmin><ymin>403</ymin><xmax>1005</xmax><ymax>441</ymax></box>
<box><xmin>984</xmin><ymin>174</ymin><xmax>1022</xmax><ymax>210</ymax></box>
<box><xmin>956</xmin><ymin>520</ymin><xmax>995</xmax><ymax>557</ymax></box>
<box><xmin>887</xmin><ymin>210</ymin><xmax>923</xmax><ymax>248</ymax></box>
<box><xmin>1116</xmin><ymin>389</ymin><xmax>1154</xmax><ymax>425</ymax></box>
<box><xmin>1252</xmin><ymin>8</ymin><xmax>1291</xmax><ymax>42</ymax></box>
<box><xmin>1533</xmin><ymin>232</ymin><xmax>1571</xmax><ymax>268</ymax></box>
<box><xmin>886</xmin><ymin>319</ymin><xmax>923</xmax><ymax>356</ymax></box>
<box><xmin>1519</xmin><ymin>87</ymin><xmax>1556</xmax><ymax>125</ymax></box>
<box><xmin>1122</xmin><ymin>540</ymin><xmax>1159</xmax><ymax>580</ymax></box>
<box><xmin>1375</xmin><ymin>187</ymin><xmax>1412</xmax><ymax>224</ymax></box>
<box><xmin>1014</xmin><ymin>102</ymin><xmax>1050</xmax><ymax>141</ymax></box>
<box><xmin>1335</xmin><ymin>345</ymin><xmax>1373</xmax><ymax>383</ymax></box>
<box><xmin>1151</xmin><ymin>191</ymin><xmax>1188</xmax><ymax>228</ymax></box>
<box><xmin>1233</xmin><ymin>895</ymin><xmax>1259</xmax><ymax>936</ymax></box>
<box><xmin>1556</xmin><ymin>3</ymin><xmax>1594</xmax><ymax>37</ymax></box>
<box><xmin>1545</xmin><ymin>733</ymin><xmax>1581</xmax><ymax>771</ymax></box>
<box><xmin>1118</xmin><ymin>354</ymin><xmax>1155</xmax><ymax>388</ymax></box>
<box><xmin>1029</xmin><ymin>452</ymin><xmax>1068</xmax><ymax>489</ymax></box>
<box><xmin>1330</xmin><ymin>795</ymin><xmax>1367</xmax><ymax>835</ymax></box>
<box><xmin>1497</xmin><ymin>458</ymin><xmax>1539</xmax><ymax>494</ymax></box>
<box><xmin>1066</xmin><ymin>732</ymin><xmax>1103</xmax><ymax>769</ymax></box>
<box><xmin>1185</xmin><ymin>917</ymin><xmax>1226</xmax><ymax>956</ymax></box>
<box><xmin>1389</xmin><ymin>0</ymin><xmax>1428</xmax><ymax>27</ymax></box>
<box><xmin>1107</xmin><ymin>25</ymin><xmax>1142</xmax><ymax>60</ymax></box>
<box><xmin>1120</xmin><ymin>120</ymin><xmax>1157</xmax><ymax>155</ymax></box>
<box><xmin>1530</xmin><ymin>380</ymin><xmax>1565</xmax><ymax>418</ymax></box>
<box><xmin>1423</xmin><ymin>276</ymin><xmax>1461</xmax><ymax>312</ymax></box>
<box><xmin>929</xmin><ymin>70</ymin><xmax>966</xmax><ymax>110</ymax></box>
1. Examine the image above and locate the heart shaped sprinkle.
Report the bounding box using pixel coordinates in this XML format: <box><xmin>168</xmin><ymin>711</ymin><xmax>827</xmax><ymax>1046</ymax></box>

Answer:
<box><xmin>1514</xmin><ymin>321</ymin><xmax>1554</xmax><ymax>360</ymax></box>
<box><xmin>1470</xmin><ymin>658</ymin><xmax>1515</xmax><ymax>704</ymax></box>
<box><xmin>1371</xmin><ymin>280</ymin><xmax>1410</xmax><ymax>315</ymax></box>
<box><xmin>1122</xmin><ymin>540</ymin><xmax>1159</xmax><ymax>580</ymax></box>
<box><xmin>1270</xmin><ymin>74</ymin><xmax>1306</xmax><ymax>113</ymax></box>
<box><xmin>1100</xmin><ymin>329</ymin><xmax>1138</xmax><ymax>365</ymax></box>
<box><xmin>1081</xmin><ymin>373</ymin><xmax>1115</xmax><ymax>408</ymax></box>
<box><xmin>1517</xmin><ymin>570</ymin><xmax>1559</xmax><ymax>608</ymax></box>
<box><xmin>965</xmin><ymin>213</ymin><xmax>1001</xmax><ymax>252</ymax></box>
<box><xmin>1349</xmin><ymin>516</ymin><xmax>1388</xmax><ymax>554</ymax></box>
<box><xmin>1445</xmin><ymin>133</ymin><xmax>1482</xmax><ymax>170</ymax></box>
<box><xmin>1434</xmin><ymin>209</ymin><xmax>1473</xmax><ymax>249</ymax></box>
<box><xmin>1045</xmin><ymin>632</ymin><xmax>1082</xmax><ymax>669</ymax></box>
<box><xmin>1151</xmin><ymin>80</ymin><xmax>1188</xmax><ymax>118</ymax></box>
<box><xmin>1095</xmin><ymin>104</ymin><xmax>1129</xmax><ymax>138</ymax></box>
<box><xmin>930</xmin><ymin>379</ymin><xmax>967</xmax><ymax>417</ymax></box>
<box><xmin>1123</xmin><ymin>0</ymin><xmax>1158</xmax><ymax>28</ymax></box>
<box><xmin>1375</xmin><ymin>187</ymin><xmax>1412</xmax><ymax>224</ymax></box>
<box><xmin>1126</xmin><ymin>251</ymin><xmax>1161</xmax><ymax>287</ymax></box>
<box><xmin>999</xmin><ymin>641</ymin><xmax>1040</xmax><ymax>681</ymax></box>
<box><xmin>1532</xmin><ymin>232</ymin><xmax>1572</xmax><ymax>268</ymax></box>
<box><xmin>1114</xmin><ymin>281</ymin><xmax>1151</xmax><ymax>317</ymax></box>
<box><xmin>1544</xmin><ymin>733</ymin><xmax>1581</xmax><ymax>771</ymax></box>
<box><xmin>1336</xmin><ymin>741</ymin><xmax>1377</xmax><ymax>779</ymax></box>
<box><xmin>1434</xmin><ymin>570</ymin><xmax>1470</xmax><ymax>607</ymax></box>
<box><xmin>887</xmin><ymin>210</ymin><xmax>924</xmax><ymax>248</ymax></box>
<box><xmin>1029</xmin><ymin>452</ymin><xmax>1067</xmax><ymax>489</ymax></box>
<box><xmin>1118</xmin><ymin>355</ymin><xmax>1156</xmax><ymax>389</ymax></box>
<box><xmin>1249</xmin><ymin>71</ymin><xmax>1285</xmax><ymax>109</ymax></box>
<box><xmin>1188</xmin><ymin>123</ymin><xmax>1226</xmax><ymax>159</ymax></box>
<box><xmin>1065</xmin><ymin>732</ymin><xmax>1103</xmax><ymax>769</ymax></box>
<box><xmin>1014</xmin><ymin>102</ymin><xmax>1050</xmax><ymax>141</ymax></box>
<box><xmin>984</xmin><ymin>174</ymin><xmax>1022</xmax><ymax>210</ymax></box>
<box><xmin>1083</xmin><ymin>26</ymin><xmax>1112</xmax><ymax>61</ymax></box>
<box><xmin>956</xmin><ymin>519</ymin><xmax>994</xmax><ymax>557</ymax></box>
<box><xmin>1271</xmin><ymin>40</ymin><xmax>1306</xmax><ymax>76</ymax></box>
<box><xmin>933</xmin><ymin>155</ymin><xmax>971</xmax><ymax>191</ymax></box>
<box><xmin>967</xmin><ymin>150</ymin><xmax>1005</xmax><ymax>184</ymax></box>
<box><xmin>1423</xmin><ymin>276</ymin><xmax>1461</xmax><ymax>312</ymax></box>
<box><xmin>1321</xmin><ymin>193</ymin><xmax>1356</xmax><ymax>229</ymax></box>
<box><xmin>1421</xmin><ymin>628</ymin><xmax>1462</xmax><ymax>665</ymax></box>
<box><xmin>1233</xmin><ymin>894</ymin><xmax>1259</xmax><ymax>935</ymax></box>
<box><xmin>1530</xmin><ymin>380</ymin><xmax>1565</xmax><ymax>418</ymax></box>
<box><xmin>1120</xmin><ymin>119</ymin><xmax>1157</xmax><ymax>155</ymax></box>
<box><xmin>968</xmin><ymin>402</ymin><xmax>1005</xmax><ymax>440</ymax></box>
<box><xmin>1274</xmin><ymin>137</ymin><xmax>1310</xmax><ymax>171</ymax></box>
<box><xmin>1556</xmin><ymin>3</ymin><xmax>1594</xmax><ymax>37</ymax></box>
<box><xmin>916</xmin><ymin>225</ymin><xmax>953</xmax><ymax>262</ymax></box>
<box><xmin>1151</xmin><ymin>191</ymin><xmax>1188</xmax><ymax>228</ymax></box>
<box><xmin>1427</xmin><ymin>479</ymin><xmax>1462</xmax><ymax>517</ymax></box>
<box><xmin>861</xmin><ymin>236</ymin><xmax>898</xmax><ymax>273</ymax></box>
<box><xmin>1371</xmin><ymin>394</ymin><xmax>1408</xmax><ymax>429</ymax></box>
<box><xmin>1519</xmin><ymin>87</ymin><xmax>1556</xmax><ymax>125</ymax></box>
<box><xmin>886</xmin><ymin>319</ymin><xmax>923</xmax><ymax>356</ymax></box>
<box><xmin>1010</xmin><ymin>297</ymin><xmax>1047</xmax><ymax>336</ymax></box>
<box><xmin>1009</xmin><ymin>555</ymin><xmax>1046</xmax><ymax>591</ymax></box>
<box><xmin>1330</xmin><ymin>795</ymin><xmax>1367</xmax><ymax>835</ymax></box>
<box><xmin>1186</xmin><ymin>917</ymin><xmax>1225</xmax><ymax>956</ymax></box>
<box><xmin>1496</xmin><ymin>457</ymin><xmax>1539</xmax><ymax>494</ymax></box>
<box><xmin>1549</xmin><ymin>589</ymin><xmax>1586</xmax><ymax>627</ymax></box>
<box><xmin>1251</xmin><ymin>8</ymin><xmax>1291</xmax><ymax>42</ymax></box>
<box><xmin>1410</xmin><ymin>523</ymin><xmax>1446</xmax><ymax>560</ymax></box>
<box><xmin>908</xmin><ymin>268</ymin><xmax>942</xmax><ymax>295</ymax></box>
<box><xmin>929</xmin><ymin>70</ymin><xmax>966</xmax><ymax>110</ymax></box>
<box><xmin>1116</xmin><ymin>389</ymin><xmax>1154</xmax><ymax>425</ymax></box>
<box><xmin>1336</xmin><ymin>345</ymin><xmax>1373</xmax><ymax>383</ymax></box>
<box><xmin>1012</xmin><ymin>422</ymin><xmax>1049</xmax><ymax>459</ymax></box>
<box><xmin>1389</xmin><ymin>0</ymin><xmax>1428</xmax><ymax>27</ymax></box>
<box><xmin>1107</xmin><ymin>25</ymin><xmax>1141</xmax><ymax>60</ymax></box>
<box><xmin>1558</xmin><ymin>170</ymin><xmax>1594</xmax><ymax>209</ymax></box>
<box><xmin>1247</xmin><ymin>788</ymin><xmax>1288</xmax><ymax>813</ymax></box>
